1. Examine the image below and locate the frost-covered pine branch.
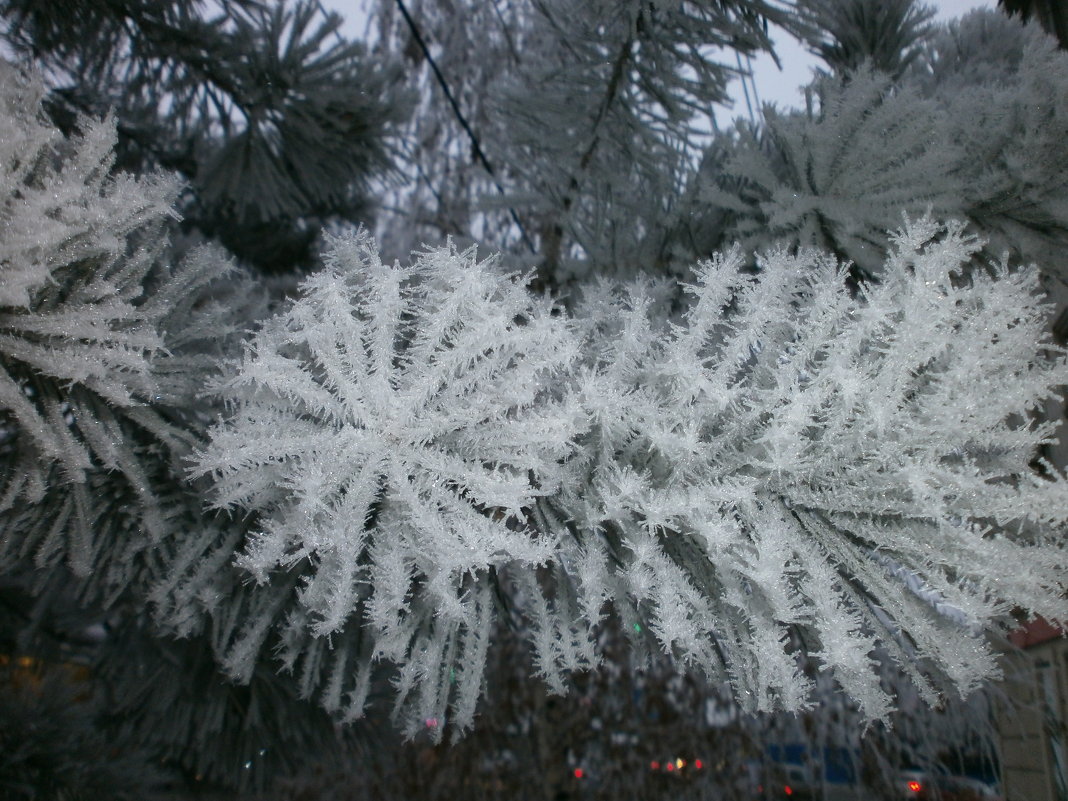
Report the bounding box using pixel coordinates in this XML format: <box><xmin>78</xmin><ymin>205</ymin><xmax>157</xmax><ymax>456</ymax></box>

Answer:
<box><xmin>2</xmin><ymin>0</ymin><xmax>404</xmax><ymax>272</ymax></box>
<box><xmin>487</xmin><ymin>0</ymin><xmax>796</xmax><ymax>283</ymax></box>
<box><xmin>0</xmin><ymin>60</ymin><xmax>237</xmax><ymax>583</ymax></box>
<box><xmin>910</xmin><ymin>10</ymin><xmax>1068</xmax><ymax>283</ymax></box>
<box><xmin>795</xmin><ymin>0</ymin><xmax>936</xmax><ymax>78</ymax></box>
<box><xmin>690</xmin><ymin>10</ymin><xmax>1068</xmax><ymax>287</ymax></box>
<box><xmin>560</xmin><ymin>215</ymin><xmax>1068</xmax><ymax>720</ymax></box>
<box><xmin>367</xmin><ymin>0</ymin><xmax>802</xmax><ymax>284</ymax></box>
<box><xmin>692</xmin><ymin>67</ymin><xmax>963</xmax><ymax>279</ymax></box>
<box><xmin>191</xmin><ymin>230</ymin><xmax>581</xmax><ymax>737</ymax></box>
<box><xmin>195</xmin><ymin>219</ymin><xmax>1068</xmax><ymax>736</ymax></box>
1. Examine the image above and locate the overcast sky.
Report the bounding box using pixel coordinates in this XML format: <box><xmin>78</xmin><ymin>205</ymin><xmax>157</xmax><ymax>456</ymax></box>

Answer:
<box><xmin>329</xmin><ymin>0</ymin><xmax>997</xmax><ymax>121</ymax></box>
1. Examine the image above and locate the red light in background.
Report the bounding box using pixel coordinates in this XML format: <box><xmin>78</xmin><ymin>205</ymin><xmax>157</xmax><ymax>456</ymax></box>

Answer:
<box><xmin>650</xmin><ymin>761</ymin><xmax>660</xmax><ymax>770</ymax></box>
<box><xmin>784</xmin><ymin>786</ymin><xmax>793</xmax><ymax>796</ymax></box>
<box><xmin>908</xmin><ymin>780</ymin><xmax>922</xmax><ymax>792</ymax></box>
<box><xmin>694</xmin><ymin>759</ymin><xmax>703</xmax><ymax>770</ymax></box>
<box><xmin>666</xmin><ymin>763</ymin><xmax>674</xmax><ymax>772</ymax></box>
<box><xmin>573</xmin><ymin>768</ymin><xmax>584</xmax><ymax>779</ymax></box>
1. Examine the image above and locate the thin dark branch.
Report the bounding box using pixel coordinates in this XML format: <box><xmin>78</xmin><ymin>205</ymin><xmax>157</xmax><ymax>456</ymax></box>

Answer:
<box><xmin>393</xmin><ymin>0</ymin><xmax>537</xmax><ymax>254</ymax></box>
<box><xmin>579</xmin><ymin>34</ymin><xmax>633</xmax><ymax>172</ymax></box>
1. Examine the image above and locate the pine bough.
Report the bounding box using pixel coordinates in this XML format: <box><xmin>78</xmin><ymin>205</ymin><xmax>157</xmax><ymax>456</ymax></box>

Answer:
<box><xmin>0</xmin><ymin>61</ymin><xmax>241</xmax><ymax>584</ymax></box>
<box><xmin>2</xmin><ymin>58</ymin><xmax>1066</xmax><ymax>743</ymax></box>
<box><xmin>193</xmin><ymin>218</ymin><xmax>1068</xmax><ymax>738</ymax></box>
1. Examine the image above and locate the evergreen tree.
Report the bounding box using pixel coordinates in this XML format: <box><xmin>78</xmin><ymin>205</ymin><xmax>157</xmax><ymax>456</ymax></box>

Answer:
<box><xmin>912</xmin><ymin>9</ymin><xmax>1068</xmax><ymax>286</ymax></box>
<box><xmin>2</xmin><ymin>1</ymin><xmax>1068</xmax><ymax>798</ymax></box>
